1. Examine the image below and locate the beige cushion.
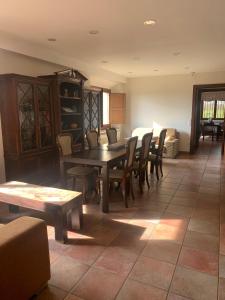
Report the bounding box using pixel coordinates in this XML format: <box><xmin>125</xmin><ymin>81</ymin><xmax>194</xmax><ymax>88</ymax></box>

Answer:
<box><xmin>166</xmin><ymin>128</ymin><xmax>176</xmax><ymax>137</ymax></box>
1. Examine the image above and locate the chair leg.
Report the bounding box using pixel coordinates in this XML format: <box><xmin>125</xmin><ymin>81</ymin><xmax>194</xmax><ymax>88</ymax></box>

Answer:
<box><xmin>82</xmin><ymin>177</ymin><xmax>87</xmax><ymax>204</ymax></box>
<box><xmin>130</xmin><ymin>174</ymin><xmax>135</xmax><ymax>200</ymax></box>
<box><xmin>145</xmin><ymin>167</ymin><xmax>150</xmax><ymax>189</ymax></box>
<box><xmin>121</xmin><ymin>180</ymin><xmax>128</xmax><ymax>208</ymax></box>
<box><xmin>138</xmin><ymin>172</ymin><xmax>143</xmax><ymax>193</ymax></box>
<box><xmin>139</xmin><ymin>177</ymin><xmax>143</xmax><ymax>193</ymax></box>
<box><xmin>150</xmin><ymin>161</ymin><xmax>154</xmax><ymax>173</ymax></box>
<box><xmin>159</xmin><ymin>160</ymin><xmax>163</xmax><ymax>177</ymax></box>
<box><xmin>155</xmin><ymin>162</ymin><xmax>159</xmax><ymax>180</ymax></box>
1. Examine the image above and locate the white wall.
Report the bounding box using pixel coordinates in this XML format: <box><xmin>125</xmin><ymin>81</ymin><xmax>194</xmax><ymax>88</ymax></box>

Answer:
<box><xmin>126</xmin><ymin>71</ymin><xmax>225</xmax><ymax>151</ymax></box>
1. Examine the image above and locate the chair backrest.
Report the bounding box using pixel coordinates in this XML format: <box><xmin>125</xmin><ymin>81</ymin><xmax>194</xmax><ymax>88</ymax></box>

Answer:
<box><xmin>86</xmin><ymin>130</ymin><xmax>99</xmax><ymax>149</ymax></box>
<box><xmin>140</xmin><ymin>132</ymin><xmax>153</xmax><ymax>165</ymax></box>
<box><xmin>106</xmin><ymin>128</ymin><xmax>117</xmax><ymax>144</ymax></box>
<box><xmin>56</xmin><ymin>133</ymin><xmax>73</xmax><ymax>156</ymax></box>
<box><xmin>125</xmin><ymin>136</ymin><xmax>138</xmax><ymax>171</ymax></box>
<box><xmin>158</xmin><ymin>129</ymin><xmax>167</xmax><ymax>155</ymax></box>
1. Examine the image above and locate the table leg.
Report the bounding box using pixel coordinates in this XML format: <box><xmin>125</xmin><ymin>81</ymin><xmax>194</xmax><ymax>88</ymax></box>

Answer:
<box><xmin>102</xmin><ymin>164</ymin><xmax>109</xmax><ymax>213</ymax></box>
<box><xmin>60</xmin><ymin>159</ymin><xmax>67</xmax><ymax>188</ymax></box>
<box><xmin>54</xmin><ymin>208</ymin><xmax>68</xmax><ymax>243</ymax></box>
<box><xmin>70</xmin><ymin>202</ymin><xmax>83</xmax><ymax>230</ymax></box>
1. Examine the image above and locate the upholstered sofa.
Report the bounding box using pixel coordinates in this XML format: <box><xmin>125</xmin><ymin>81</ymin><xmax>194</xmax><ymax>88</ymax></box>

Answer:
<box><xmin>131</xmin><ymin>127</ymin><xmax>179</xmax><ymax>158</ymax></box>
<box><xmin>164</xmin><ymin>128</ymin><xmax>179</xmax><ymax>158</ymax></box>
<box><xmin>0</xmin><ymin>216</ymin><xmax>50</xmax><ymax>300</ymax></box>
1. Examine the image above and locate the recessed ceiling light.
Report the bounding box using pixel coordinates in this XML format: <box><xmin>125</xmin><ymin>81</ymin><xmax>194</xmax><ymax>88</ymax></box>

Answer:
<box><xmin>101</xmin><ymin>60</ymin><xmax>108</xmax><ymax>64</ymax></box>
<box><xmin>144</xmin><ymin>19</ymin><xmax>156</xmax><ymax>25</ymax></box>
<box><xmin>47</xmin><ymin>38</ymin><xmax>56</xmax><ymax>42</ymax></box>
<box><xmin>89</xmin><ymin>30</ymin><xmax>99</xmax><ymax>35</ymax></box>
<box><xmin>173</xmin><ymin>52</ymin><xmax>181</xmax><ymax>56</ymax></box>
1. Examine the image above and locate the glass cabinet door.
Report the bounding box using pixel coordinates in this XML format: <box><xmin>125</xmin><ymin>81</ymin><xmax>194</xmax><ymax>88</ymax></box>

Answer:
<box><xmin>83</xmin><ymin>90</ymin><xmax>91</xmax><ymax>133</ymax></box>
<box><xmin>91</xmin><ymin>91</ymin><xmax>100</xmax><ymax>132</ymax></box>
<box><xmin>37</xmin><ymin>84</ymin><xmax>53</xmax><ymax>148</ymax></box>
<box><xmin>17</xmin><ymin>82</ymin><xmax>37</xmax><ymax>152</ymax></box>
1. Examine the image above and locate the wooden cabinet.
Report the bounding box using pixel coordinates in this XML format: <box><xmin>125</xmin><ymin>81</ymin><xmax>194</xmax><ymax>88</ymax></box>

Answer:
<box><xmin>109</xmin><ymin>93</ymin><xmax>126</xmax><ymax>124</ymax></box>
<box><xmin>41</xmin><ymin>69</ymin><xmax>87</xmax><ymax>151</ymax></box>
<box><xmin>83</xmin><ymin>89</ymin><xmax>101</xmax><ymax>134</ymax></box>
<box><xmin>0</xmin><ymin>74</ymin><xmax>57</xmax><ymax>182</ymax></box>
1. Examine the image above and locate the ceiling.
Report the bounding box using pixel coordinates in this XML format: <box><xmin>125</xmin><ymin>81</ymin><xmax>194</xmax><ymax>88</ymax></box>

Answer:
<box><xmin>0</xmin><ymin>0</ymin><xmax>225</xmax><ymax>78</ymax></box>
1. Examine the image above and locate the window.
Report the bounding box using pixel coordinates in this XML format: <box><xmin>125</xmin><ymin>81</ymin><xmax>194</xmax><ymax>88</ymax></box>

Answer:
<box><xmin>102</xmin><ymin>91</ymin><xmax>110</xmax><ymax>126</ymax></box>
<box><xmin>202</xmin><ymin>100</ymin><xmax>225</xmax><ymax>119</ymax></box>
<box><xmin>202</xmin><ymin>100</ymin><xmax>215</xmax><ymax>119</ymax></box>
<box><xmin>216</xmin><ymin>101</ymin><xmax>225</xmax><ymax>118</ymax></box>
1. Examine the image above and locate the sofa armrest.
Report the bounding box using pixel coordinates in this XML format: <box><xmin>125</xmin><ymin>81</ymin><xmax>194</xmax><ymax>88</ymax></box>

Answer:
<box><xmin>165</xmin><ymin>139</ymin><xmax>179</xmax><ymax>145</ymax></box>
<box><xmin>0</xmin><ymin>216</ymin><xmax>50</xmax><ymax>300</ymax></box>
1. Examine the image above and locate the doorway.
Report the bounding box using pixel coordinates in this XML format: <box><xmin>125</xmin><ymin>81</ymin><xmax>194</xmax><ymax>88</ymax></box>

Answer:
<box><xmin>190</xmin><ymin>83</ymin><xmax>225</xmax><ymax>153</ymax></box>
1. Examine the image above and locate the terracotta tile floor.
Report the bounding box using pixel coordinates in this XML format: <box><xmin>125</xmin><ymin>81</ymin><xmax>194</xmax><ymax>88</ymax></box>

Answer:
<box><xmin>1</xmin><ymin>139</ymin><xmax>225</xmax><ymax>300</ymax></box>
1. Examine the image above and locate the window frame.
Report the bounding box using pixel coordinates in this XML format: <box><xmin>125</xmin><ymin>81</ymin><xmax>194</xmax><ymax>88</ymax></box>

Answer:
<box><xmin>201</xmin><ymin>99</ymin><xmax>225</xmax><ymax>120</ymax></box>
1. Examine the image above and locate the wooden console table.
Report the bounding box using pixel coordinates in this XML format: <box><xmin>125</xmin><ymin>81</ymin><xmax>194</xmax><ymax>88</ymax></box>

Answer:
<box><xmin>0</xmin><ymin>181</ymin><xmax>83</xmax><ymax>243</ymax></box>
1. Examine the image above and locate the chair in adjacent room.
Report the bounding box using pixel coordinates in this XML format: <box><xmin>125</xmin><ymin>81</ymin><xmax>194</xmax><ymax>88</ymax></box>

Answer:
<box><xmin>201</xmin><ymin>123</ymin><xmax>215</xmax><ymax>141</ymax></box>
<box><xmin>106</xmin><ymin>127</ymin><xmax>118</xmax><ymax>144</ymax></box>
<box><xmin>133</xmin><ymin>132</ymin><xmax>153</xmax><ymax>193</ymax></box>
<box><xmin>149</xmin><ymin>128</ymin><xmax>167</xmax><ymax>180</ymax></box>
<box><xmin>108</xmin><ymin>136</ymin><xmax>138</xmax><ymax>208</ymax></box>
<box><xmin>56</xmin><ymin>133</ymin><xmax>95</xmax><ymax>203</ymax></box>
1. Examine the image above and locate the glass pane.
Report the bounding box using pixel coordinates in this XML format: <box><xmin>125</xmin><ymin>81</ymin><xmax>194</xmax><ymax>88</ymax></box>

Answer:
<box><xmin>18</xmin><ymin>82</ymin><xmax>37</xmax><ymax>151</ymax></box>
<box><xmin>103</xmin><ymin>92</ymin><xmax>109</xmax><ymax>125</ymax></box>
<box><xmin>91</xmin><ymin>93</ymin><xmax>99</xmax><ymax>130</ymax></box>
<box><xmin>37</xmin><ymin>85</ymin><xmax>53</xmax><ymax>147</ymax></box>
<box><xmin>202</xmin><ymin>100</ymin><xmax>215</xmax><ymax>119</ymax></box>
<box><xmin>216</xmin><ymin>101</ymin><xmax>225</xmax><ymax>119</ymax></box>
<box><xmin>83</xmin><ymin>92</ymin><xmax>90</xmax><ymax>132</ymax></box>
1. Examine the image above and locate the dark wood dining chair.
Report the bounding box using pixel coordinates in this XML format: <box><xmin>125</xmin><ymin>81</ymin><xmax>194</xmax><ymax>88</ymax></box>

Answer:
<box><xmin>201</xmin><ymin>123</ymin><xmax>215</xmax><ymax>141</ymax></box>
<box><xmin>106</xmin><ymin>128</ymin><xmax>118</xmax><ymax>144</ymax></box>
<box><xmin>56</xmin><ymin>133</ymin><xmax>94</xmax><ymax>203</ymax></box>
<box><xmin>108</xmin><ymin>136</ymin><xmax>138</xmax><ymax>208</ymax></box>
<box><xmin>86</xmin><ymin>130</ymin><xmax>99</xmax><ymax>149</ymax></box>
<box><xmin>133</xmin><ymin>132</ymin><xmax>153</xmax><ymax>193</ymax></box>
<box><xmin>149</xmin><ymin>129</ymin><xmax>167</xmax><ymax>180</ymax></box>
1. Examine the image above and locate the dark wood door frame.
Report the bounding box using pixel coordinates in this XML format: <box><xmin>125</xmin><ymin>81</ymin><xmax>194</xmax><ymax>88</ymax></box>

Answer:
<box><xmin>190</xmin><ymin>83</ymin><xmax>225</xmax><ymax>153</ymax></box>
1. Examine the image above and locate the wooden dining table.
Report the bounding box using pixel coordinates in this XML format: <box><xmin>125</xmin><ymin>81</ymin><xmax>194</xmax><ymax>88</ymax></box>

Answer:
<box><xmin>60</xmin><ymin>140</ymin><xmax>143</xmax><ymax>213</ymax></box>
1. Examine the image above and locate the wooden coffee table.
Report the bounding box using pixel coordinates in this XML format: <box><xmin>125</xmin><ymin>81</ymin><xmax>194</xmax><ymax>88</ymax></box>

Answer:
<box><xmin>0</xmin><ymin>181</ymin><xmax>83</xmax><ymax>243</ymax></box>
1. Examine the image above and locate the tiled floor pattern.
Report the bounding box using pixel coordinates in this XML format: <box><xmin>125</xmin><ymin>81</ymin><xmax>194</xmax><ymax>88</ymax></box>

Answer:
<box><xmin>2</xmin><ymin>140</ymin><xmax>225</xmax><ymax>300</ymax></box>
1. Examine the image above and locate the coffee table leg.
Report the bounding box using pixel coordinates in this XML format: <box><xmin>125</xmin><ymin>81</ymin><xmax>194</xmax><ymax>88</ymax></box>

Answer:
<box><xmin>70</xmin><ymin>203</ymin><xmax>83</xmax><ymax>230</ymax></box>
<box><xmin>102</xmin><ymin>164</ymin><xmax>109</xmax><ymax>213</ymax></box>
<box><xmin>54</xmin><ymin>209</ymin><xmax>68</xmax><ymax>243</ymax></box>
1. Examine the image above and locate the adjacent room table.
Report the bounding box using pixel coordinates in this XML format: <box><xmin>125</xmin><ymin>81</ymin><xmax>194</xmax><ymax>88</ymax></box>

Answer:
<box><xmin>61</xmin><ymin>141</ymin><xmax>143</xmax><ymax>213</ymax></box>
<box><xmin>0</xmin><ymin>181</ymin><xmax>83</xmax><ymax>243</ymax></box>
